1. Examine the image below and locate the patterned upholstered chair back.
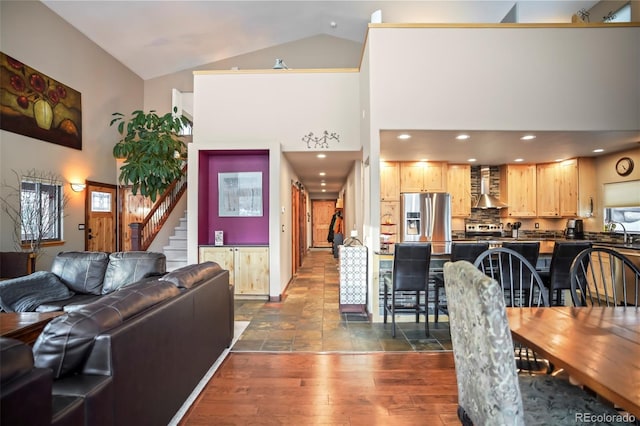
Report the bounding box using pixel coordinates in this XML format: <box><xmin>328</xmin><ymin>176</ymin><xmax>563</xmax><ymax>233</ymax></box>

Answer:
<box><xmin>443</xmin><ymin>260</ymin><xmax>525</xmax><ymax>426</ymax></box>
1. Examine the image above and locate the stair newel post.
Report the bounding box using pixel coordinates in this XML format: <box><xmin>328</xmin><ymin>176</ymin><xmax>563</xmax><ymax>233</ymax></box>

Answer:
<box><xmin>130</xmin><ymin>223</ymin><xmax>143</xmax><ymax>251</ymax></box>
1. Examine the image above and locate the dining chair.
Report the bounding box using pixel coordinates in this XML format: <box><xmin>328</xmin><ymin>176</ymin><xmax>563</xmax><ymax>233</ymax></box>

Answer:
<box><xmin>383</xmin><ymin>243</ymin><xmax>431</xmax><ymax>338</ymax></box>
<box><xmin>433</xmin><ymin>242</ymin><xmax>489</xmax><ymax>323</ymax></box>
<box><xmin>570</xmin><ymin>246</ymin><xmax>640</xmax><ymax>307</ymax></box>
<box><xmin>443</xmin><ymin>260</ymin><xmax>630</xmax><ymax>426</ymax></box>
<box><xmin>473</xmin><ymin>247</ymin><xmax>549</xmax><ymax>308</ymax></box>
<box><xmin>540</xmin><ymin>241</ymin><xmax>591</xmax><ymax>305</ymax></box>
<box><xmin>474</xmin><ymin>247</ymin><xmax>549</xmax><ymax>373</ymax></box>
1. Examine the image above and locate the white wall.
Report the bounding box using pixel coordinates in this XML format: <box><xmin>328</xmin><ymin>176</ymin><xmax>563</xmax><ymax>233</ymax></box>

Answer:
<box><xmin>0</xmin><ymin>1</ymin><xmax>143</xmax><ymax>270</ymax></box>
<box><xmin>368</xmin><ymin>26</ymin><xmax>640</xmax><ymax>131</ymax></box>
<box><xmin>192</xmin><ymin>70</ymin><xmax>361</xmax><ymax>152</ymax></box>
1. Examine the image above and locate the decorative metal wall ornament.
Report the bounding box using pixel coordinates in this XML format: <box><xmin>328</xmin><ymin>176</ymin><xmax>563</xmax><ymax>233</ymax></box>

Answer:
<box><xmin>577</xmin><ymin>8</ymin><xmax>590</xmax><ymax>22</ymax></box>
<box><xmin>302</xmin><ymin>131</ymin><xmax>340</xmax><ymax>149</ymax></box>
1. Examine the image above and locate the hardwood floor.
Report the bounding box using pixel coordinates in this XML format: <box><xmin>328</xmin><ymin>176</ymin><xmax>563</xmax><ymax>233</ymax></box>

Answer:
<box><xmin>179</xmin><ymin>352</ymin><xmax>460</xmax><ymax>425</ymax></box>
<box><xmin>179</xmin><ymin>249</ymin><xmax>460</xmax><ymax>425</ymax></box>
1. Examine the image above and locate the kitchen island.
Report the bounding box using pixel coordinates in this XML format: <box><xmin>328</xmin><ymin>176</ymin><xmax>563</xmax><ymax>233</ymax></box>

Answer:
<box><xmin>372</xmin><ymin>239</ymin><xmax>640</xmax><ymax>322</ymax></box>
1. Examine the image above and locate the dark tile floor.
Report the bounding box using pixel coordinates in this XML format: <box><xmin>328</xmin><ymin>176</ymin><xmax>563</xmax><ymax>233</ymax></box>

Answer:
<box><xmin>232</xmin><ymin>248</ymin><xmax>452</xmax><ymax>353</ymax></box>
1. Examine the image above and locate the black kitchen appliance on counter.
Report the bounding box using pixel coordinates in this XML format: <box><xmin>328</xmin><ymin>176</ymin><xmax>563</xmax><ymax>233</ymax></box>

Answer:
<box><xmin>565</xmin><ymin>219</ymin><xmax>584</xmax><ymax>239</ymax></box>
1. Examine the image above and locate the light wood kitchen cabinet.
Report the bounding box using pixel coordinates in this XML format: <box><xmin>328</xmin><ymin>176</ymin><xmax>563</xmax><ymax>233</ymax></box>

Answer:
<box><xmin>534</xmin><ymin>158</ymin><xmax>596</xmax><ymax>218</ymax></box>
<box><xmin>400</xmin><ymin>161</ymin><xmax>446</xmax><ymax>193</ymax></box>
<box><xmin>447</xmin><ymin>164</ymin><xmax>471</xmax><ymax>217</ymax></box>
<box><xmin>380</xmin><ymin>161</ymin><xmax>400</xmax><ymax>201</ymax></box>
<box><xmin>536</xmin><ymin>162</ymin><xmax>561</xmax><ymax>217</ymax></box>
<box><xmin>500</xmin><ymin>164</ymin><xmax>537</xmax><ymax>218</ymax></box>
<box><xmin>559</xmin><ymin>158</ymin><xmax>595</xmax><ymax>218</ymax></box>
<box><xmin>199</xmin><ymin>246</ymin><xmax>269</xmax><ymax>297</ymax></box>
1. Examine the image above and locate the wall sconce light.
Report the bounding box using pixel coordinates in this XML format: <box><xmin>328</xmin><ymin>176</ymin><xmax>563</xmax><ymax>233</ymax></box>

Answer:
<box><xmin>70</xmin><ymin>183</ymin><xmax>86</xmax><ymax>192</ymax></box>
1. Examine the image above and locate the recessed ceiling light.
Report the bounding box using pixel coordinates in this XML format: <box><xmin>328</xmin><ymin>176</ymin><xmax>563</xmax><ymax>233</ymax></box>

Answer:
<box><xmin>521</xmin><ymin>135</ymin><xmax>536</xmax><ymax>141</ymax></box>
<box><xmin>514</xmin><ymin>158</ymin><xmax>524</xmax><ymax>162</ymax></box>
<box><xmin>456</xmin><ymin>134</ymin><xmax>470</xmax><ymax>140</ymax></box>
<box><xmin>419</xmin><ymin>158</ymin><xmax>428</xmax><ymax>162</ymax></box>
<box><xmin>593</xmin><ymin>148</ymin><xmax>604</xmax><ymax>153</ymax></box>
<box><xmin>397</xmin><ymin>134</ymin><xmax>411</xmax><ymax>140</ymax></box>
<box><xmin>321</xmin><ymin>182</ymin><xmax>326</xmax><ymax>186</ymax></box>
<box><xmin>317</xmin><ymin>153</ymin><xmax>326</xmax><ymax>159</ymax></box>
<box><xmin>468</xmin><ymin>158</ymin><xmax>477</xmax><ymax>162</ymax></box>
<box><xmin>319</xmin><ymin>172</ymin><xmax>326</xmax><ymax>176</ymax></box>
<box><xmin>321</xmin><ymin>189</ymin><xmax>326</xmax><ymax>192</ymax></box>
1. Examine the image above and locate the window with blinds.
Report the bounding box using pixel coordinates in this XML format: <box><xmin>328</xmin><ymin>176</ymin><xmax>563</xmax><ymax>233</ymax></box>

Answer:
<box><xmin>603</xmin><ymin>180</ymin><xmax>640</xmax><ymax>233</ymax></box>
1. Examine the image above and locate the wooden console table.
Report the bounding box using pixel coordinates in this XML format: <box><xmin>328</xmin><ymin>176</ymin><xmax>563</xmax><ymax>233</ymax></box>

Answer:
<box><xmin>0</xmin><ymin>311</ymin><xmax>62</xmax><ymax>345</ymax></box>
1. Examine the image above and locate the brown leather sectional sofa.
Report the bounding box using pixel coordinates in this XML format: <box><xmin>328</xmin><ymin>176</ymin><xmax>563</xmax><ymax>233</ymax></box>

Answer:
<box><xmin>1</xmin><ymin>257</ymin><xmax>233</xmax><ymax>426</ymax></box>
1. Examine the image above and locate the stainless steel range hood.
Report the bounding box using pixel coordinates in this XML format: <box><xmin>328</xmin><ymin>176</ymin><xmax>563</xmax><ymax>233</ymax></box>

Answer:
<box><xmin>473</xmin><ymin>166</ymin><xmax>507</xmax><ymax>209</ymax></box>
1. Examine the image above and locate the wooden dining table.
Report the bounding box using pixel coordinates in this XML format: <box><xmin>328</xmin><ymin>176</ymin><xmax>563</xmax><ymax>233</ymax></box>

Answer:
<box><xmin>506</xmin><ymin>306</ymin><xmax>640</xmax><ymax>419</ymax></box>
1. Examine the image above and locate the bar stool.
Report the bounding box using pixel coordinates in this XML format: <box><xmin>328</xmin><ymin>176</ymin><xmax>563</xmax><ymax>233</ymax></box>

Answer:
<box><xmin>433</xmin><ymin>242</ymin><xmax>488</xmax><ymax>323</ymax></box>
<box><xmin>500</xmin><ymin>242</ymin><xmax>540</xmax><ymax>290</ymax></box>
<box><xmin>539</xmin><ymin>241</ymin><xmax>591</xmax><ymax>305</ymax></box>
<box><xmin>383</xmin><ymin>243</ymin><xmax>431</xmax><ymax>338</ymax></box>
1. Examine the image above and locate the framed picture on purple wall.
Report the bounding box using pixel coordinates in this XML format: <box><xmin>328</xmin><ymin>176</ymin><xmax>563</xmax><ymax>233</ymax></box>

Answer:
<box><xmin>218</xmin><ymin>172</ymin><xmax>263</xmax><ymax>217</ymax></box>
<box><xmin>0</xmin><ymin>52</ymin><xmax>82</xmax><ymax>150</ymax></box>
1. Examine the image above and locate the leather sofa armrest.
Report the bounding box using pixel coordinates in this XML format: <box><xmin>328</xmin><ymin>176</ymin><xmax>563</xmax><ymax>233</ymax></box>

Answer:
<box><xmin>53</xmin><ymin>374</ymin><xmax>113</xmax><ymax>426</ymax></box>
<box><xmin>1</xmin><ymin>337</ymin><xmax>53</xmax><ymax>426</ymax></box>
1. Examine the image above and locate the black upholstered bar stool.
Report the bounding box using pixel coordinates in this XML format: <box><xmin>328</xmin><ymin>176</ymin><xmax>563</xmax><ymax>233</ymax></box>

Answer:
<box><xmin>540</xmin><ymin>241</ymin><xmax>591</xmax><ymax>305</ymax></box>
<box><xmin>500</xmin><ymin>242</ymin><xmax>540</xmax><ymax>290</ymax></box>
<box><xmin>433</xmin><ymin>242</ymin><xmax>489</xmax><ymax>323</ymax></box>
<box><xmin>383</xmin><ymin>243</ymin><xmax>431</xmax><ymax>338</ymax></box>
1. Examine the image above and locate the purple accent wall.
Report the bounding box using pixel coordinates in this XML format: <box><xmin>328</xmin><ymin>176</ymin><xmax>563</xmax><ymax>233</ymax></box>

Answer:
<box><xmin>198</xmin><ymin>150</ymin><xmax>269</xmax><ymax>245</ymax></box>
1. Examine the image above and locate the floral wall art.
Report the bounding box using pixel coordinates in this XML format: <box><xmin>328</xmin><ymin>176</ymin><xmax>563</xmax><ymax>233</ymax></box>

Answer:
<box><xmin>0</xmin><ymin>52</ymin><xmax>82</xmax><ymax>150</ymax></box>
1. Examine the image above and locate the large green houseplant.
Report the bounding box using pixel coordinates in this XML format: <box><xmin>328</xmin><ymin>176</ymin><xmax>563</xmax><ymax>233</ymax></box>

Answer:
<box><xmin>111</xmin><ymin>108</ymin><xmax>190</xmax><ymax>202</ymax></box>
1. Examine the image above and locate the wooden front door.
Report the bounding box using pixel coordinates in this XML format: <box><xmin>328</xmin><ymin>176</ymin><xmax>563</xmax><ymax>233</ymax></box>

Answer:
<box><xmin>312</xmin><ymin>200</ymin><xmax>336</xmax><ymax>248</ymax></box>
<box><xmin>85</xmin><ymin>181</ymin><xmax>117</xmax><ymax>252</ymax></box>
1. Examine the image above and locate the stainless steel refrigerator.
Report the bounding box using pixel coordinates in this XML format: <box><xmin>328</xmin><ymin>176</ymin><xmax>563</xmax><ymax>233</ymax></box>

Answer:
<box><xmin>400</xmin><ymin>192</ymin><xmax>452</xmax><ymax>243</ymax></box>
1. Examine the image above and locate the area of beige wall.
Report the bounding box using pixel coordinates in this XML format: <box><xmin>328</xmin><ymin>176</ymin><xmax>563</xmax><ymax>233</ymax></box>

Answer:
<box><xmin>143</xmin><ymin>34</ymin><xmax>362</xmax><ymax>113</ymax></box>
<box><xmin>0</xmin><ymin>1</ymin><xmax>143</xmax><ymax>269</ymax></box>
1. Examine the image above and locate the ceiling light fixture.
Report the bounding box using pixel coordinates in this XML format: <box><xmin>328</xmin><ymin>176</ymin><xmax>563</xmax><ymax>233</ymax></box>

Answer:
<box><xmin>520</xmin><ymin>135</ymin><xmax>536</xmax><ymax>141</ymax></box>
<box><xmin>321</xmin><ymin>182</ymin><xmax>326</xmax><ymax>186</ymax></box>
<box><xmin>317</xmin><ymin>154</ymin><xmax>326</xmax><ymax>159</ymax></box>
<box><xmin>593</xmin><ymin>148</ymin><xmax>604</xmax><ymax>153</ymax></box>
<box><xmin>456</xmin><ymin>134</ymin><xmax>470</xmax><ymax>140</ymax></box>
<box><xmin>514</xmin><ymin>158</ymin><xmax>524</xmax><ymax>162</ymax></box>
<box><xmin>397</xmin><ymin>134</ymin><xmax>411</xmax><ymax>140</ymax></box>
<box><xmin>319</xmin><ymin>172</ymin><xmax>326</xmax><ymax>176</ymax></box>
<box><xmin>468</xmin><ymin>158</ymin><xmax>477</xmax><ymax>162</ymax></box>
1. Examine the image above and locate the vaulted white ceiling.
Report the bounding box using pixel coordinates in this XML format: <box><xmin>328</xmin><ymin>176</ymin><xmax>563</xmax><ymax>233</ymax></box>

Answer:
<box><xmin>41</xmin><ymin>1</ymin><xmax>638</xmax><ymax>196</ymax></box>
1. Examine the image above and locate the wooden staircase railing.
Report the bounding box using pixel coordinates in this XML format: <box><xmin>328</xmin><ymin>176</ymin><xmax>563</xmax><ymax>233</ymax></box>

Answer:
<box><xmin>129</xmin><ymin>165</ymin><xmax>187</xmax><ymax>251</ymax></box>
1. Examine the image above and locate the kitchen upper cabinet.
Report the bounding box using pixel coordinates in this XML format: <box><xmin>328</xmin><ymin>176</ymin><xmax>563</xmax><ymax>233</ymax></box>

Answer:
<box><xmin>380</xmin><ymin>161</ymin><xmax>400</xmax><ymax>201</ymax></box>
<box><xmin>199</xmin><ymin>246</ymin><xmax>269</xmax><ymax>297</ymax></box>
<box><xmin>559</xmin><ymin>158</ymin><xmax>595</xmax><ymax>218</ymax></box>
<box><xmin>500</xmin><ymin>164</ymin><xmax>537</xmax><ymax>218</ymax></box>
<box><xmin>447</xmin><ymin>164</ymin><xmax>471</xmax><ymax>217</ymax></box>
<box><xmin>400</xmin><ymin>161</ymin><xmax>446</xmax><ymax>193</ymax></box>
<box><xmin>536</xmin><ymin>163</ymin><xmax>561</xmax><ymax>217</ymax></box>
